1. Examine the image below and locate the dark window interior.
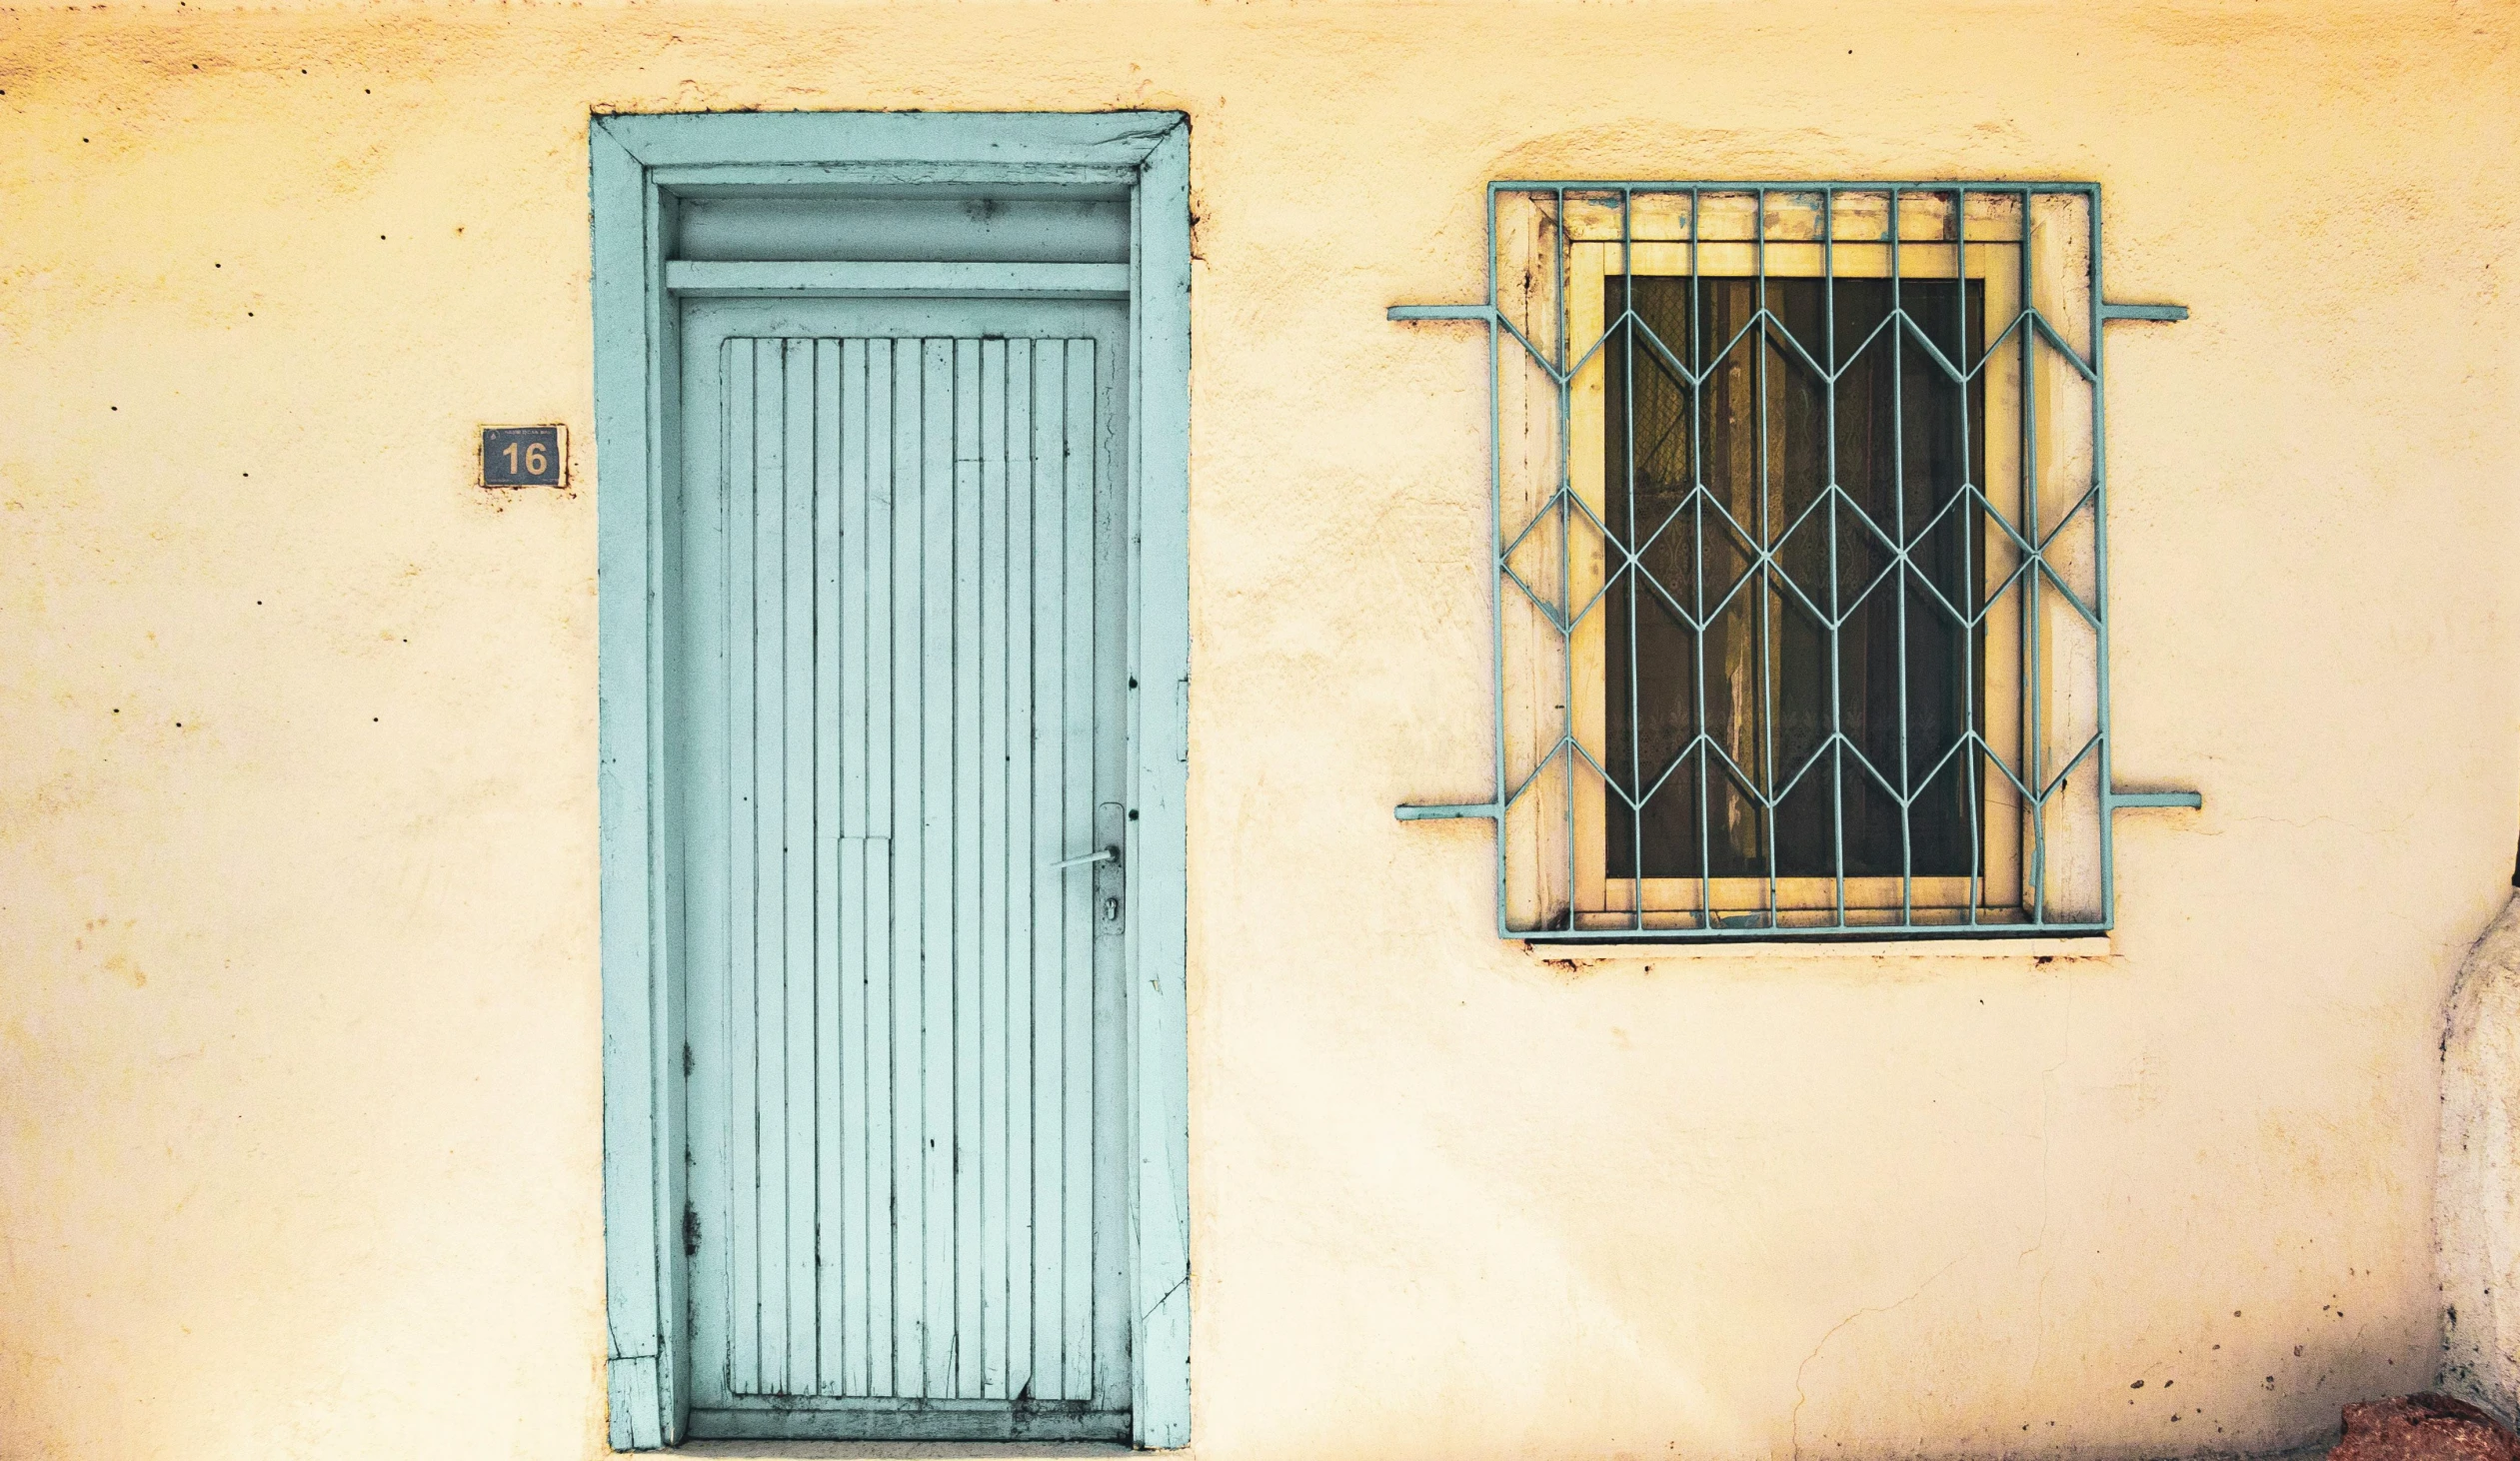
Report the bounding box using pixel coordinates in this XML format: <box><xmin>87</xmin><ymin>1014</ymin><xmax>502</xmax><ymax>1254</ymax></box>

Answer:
<box><xmin>1602</xmin><ymin>274</ymin><xmax>1987</xmax><ymax>881</ymax></box>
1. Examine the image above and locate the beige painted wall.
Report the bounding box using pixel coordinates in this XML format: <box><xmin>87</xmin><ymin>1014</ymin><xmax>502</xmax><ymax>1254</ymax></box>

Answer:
<box><xmin>3</xmin><ymin>3</ymin><xmax>2516</xmax><ymax>1457</ymax></box>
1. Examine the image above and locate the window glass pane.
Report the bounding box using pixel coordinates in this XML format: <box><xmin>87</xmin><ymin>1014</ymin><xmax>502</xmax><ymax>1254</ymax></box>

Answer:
<box><xmin>1604</xmin><ymin>275</ymin><xmax>1986</xmax><ymax>880</ymax></box>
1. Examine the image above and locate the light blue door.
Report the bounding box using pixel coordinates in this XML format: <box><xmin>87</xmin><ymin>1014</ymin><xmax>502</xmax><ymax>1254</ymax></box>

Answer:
<box><xmin>675</xmin><ymin>295</ymin><xmax>1134</xmax><ymax>1441</ymax></box>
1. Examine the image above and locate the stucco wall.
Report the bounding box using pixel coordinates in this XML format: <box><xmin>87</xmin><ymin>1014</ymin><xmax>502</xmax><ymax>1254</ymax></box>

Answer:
<box><xmin>3</xmin><ymin>3</ymin><xmax>2516</xmax><ymax>1458</ymax></box>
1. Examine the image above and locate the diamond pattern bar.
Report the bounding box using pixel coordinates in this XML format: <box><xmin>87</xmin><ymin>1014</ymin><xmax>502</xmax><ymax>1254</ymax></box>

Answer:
<box><xmin>1483</xmin><ymin>184</ymin><xmax>2113</xmax><ymax>939</ymax></box>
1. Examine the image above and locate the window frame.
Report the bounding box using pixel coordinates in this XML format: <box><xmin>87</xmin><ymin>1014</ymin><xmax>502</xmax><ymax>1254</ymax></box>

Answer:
<box><xmin>1567</xmin><ymin>237</ymin><xmax>2030</xmax><ymax>926</ymax></box>
<box><xmin>1452</xmin><ymin>182</ymin><xmax>2124</xmax><ymax>943</ymax></box>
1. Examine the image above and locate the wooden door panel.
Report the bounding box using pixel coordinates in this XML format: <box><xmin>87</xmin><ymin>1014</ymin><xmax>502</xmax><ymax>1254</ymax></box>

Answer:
<box><xmin>676</xmin><ymin>298</ymin><xmax>1132</xmax><ymax>1439</ymax></box>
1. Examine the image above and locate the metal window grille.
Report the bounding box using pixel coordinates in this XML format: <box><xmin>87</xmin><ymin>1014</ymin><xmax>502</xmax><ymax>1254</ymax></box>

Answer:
<box><xmin>1398</xmin><ymin>182</ymin><xmax>2185</xmax><ymax>941</ymax></box>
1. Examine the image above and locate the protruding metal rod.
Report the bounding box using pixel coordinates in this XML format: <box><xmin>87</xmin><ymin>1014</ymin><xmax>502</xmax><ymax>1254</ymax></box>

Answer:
<box><xmin>1388</xmin><ymin>304</ymin><xmax>1498</xmax><ymax>322</ymax></box>
<box><xmin>1395</xmin><ymin>802</ymin><xmax>1505</xmax><ymax>821</ymax></box>
<box><xmin>2105</xmin><ymin>788</ymin><xmax>2203</xmax><ymax>810</ymax></box>
<box><xmin>2099</xmin><ymin>302</ymin><xmax>2189</xmax><ymax>323</ymax></box>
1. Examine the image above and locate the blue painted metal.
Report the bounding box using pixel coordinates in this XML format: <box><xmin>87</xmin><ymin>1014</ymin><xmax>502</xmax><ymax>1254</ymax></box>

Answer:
<box><xmin>2099</xmin><ymin>302</ymin><xmax>2190</xmax><ymax>322</ymax></box>
<box><xmin>1392</xmin><ymin>182</ymin><xmax>2193</xmax><ymax>942</ymax></box>
<box><xmin>595</xmin><ymin>111</ymin><xmax>1192</xmax><ymax>1452</ymax></box>
<box><xmin>2106</xmin><ymin>788</ymin><xmax>2203</xmax><ymax>810</ymax></box>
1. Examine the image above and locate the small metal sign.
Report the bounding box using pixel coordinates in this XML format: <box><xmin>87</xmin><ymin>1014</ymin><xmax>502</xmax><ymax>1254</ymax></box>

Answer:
<box><xmin>480</xmin><ymin>425</ymin><xmax>566</xmax><ymax>488</ymax></box>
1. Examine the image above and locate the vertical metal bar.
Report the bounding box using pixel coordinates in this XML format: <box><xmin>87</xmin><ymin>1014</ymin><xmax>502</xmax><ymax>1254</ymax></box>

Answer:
<box><xmin>1622</xmin><ymin>188</ymin><xmax>1642</xmax><ymax>929</ymax></box>
<box><xmin>2024</xmin><ymin>207</ymin><xmax>2049</xmax><ymax>925</ymax></box>
<box><xmin>1954</xmin><ymin>191</ymin><xmax>1981</xmax><ymax>928</ymax></box>
<box><xmin>1541</xmin><ymin>189</ymin><xmax>1562</xmax><ymax>931</ymax></box>
<box><xmin>1690</xmin><ymin>187</ymin><xmax>1711</xmax><ymax>927</ymax></box>
<box><xmin>1889</xmin><ymin>187</ymin><xmax>1914</xmax><ymax>924</ymax></box>
<box><xmin>2089</xmin><ymin>183</ymin><xmax>2113</xmax><ymax>928</ymax></box>
<box><xmin>1754</xmin><ymin>186</ymin><xmax>1777</xmax><ymax>926</ymax></box>
<box><xmin>2016</xmin><ymin>192</ymin><xmax>2036</xmax><ymax>926</ymax></box>
<box><xmin>1487</xmin><ymin>185</ymin><xmax>1510</xmax><ymax>936</ymax></box>
<box><xmin>1824</xmin><ymin>186</ymin><xmax>1846</xmax><ymax>927</ymax></box>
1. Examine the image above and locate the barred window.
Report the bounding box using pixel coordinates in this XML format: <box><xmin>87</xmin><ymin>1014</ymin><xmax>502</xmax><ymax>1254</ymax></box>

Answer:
<box><xmin>1475</xmin><ymin>186</ymin><xmax>2111</xmax><ymax>938</ymax></box>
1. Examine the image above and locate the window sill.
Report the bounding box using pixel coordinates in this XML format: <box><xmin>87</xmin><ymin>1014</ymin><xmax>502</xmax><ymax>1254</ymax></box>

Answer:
<box><xmin>1524</xmin><ymin>935</ymin><xmax>2114</xmax><ymax>964</ymax></box>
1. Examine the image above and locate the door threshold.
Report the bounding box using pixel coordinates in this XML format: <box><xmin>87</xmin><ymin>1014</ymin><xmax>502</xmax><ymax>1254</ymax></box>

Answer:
<box><xmin>671</xmin><ymin>1443</ymin><xmax>1132</xmax><ymax>1459</ymax></box>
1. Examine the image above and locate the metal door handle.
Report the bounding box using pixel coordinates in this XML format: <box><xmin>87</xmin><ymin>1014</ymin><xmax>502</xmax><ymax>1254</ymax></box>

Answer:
<box><xmin>1051</xmin><ymin>846</ymin><xmax>1117</xmax><ymax>871</ymax></box>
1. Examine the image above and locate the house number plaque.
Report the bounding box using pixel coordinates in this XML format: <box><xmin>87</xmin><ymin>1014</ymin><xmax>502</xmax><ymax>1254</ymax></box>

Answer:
<box><xmin>480</xmin><ymin>425</ymin><xmax>566</xmax><ymax>488</ymax></box>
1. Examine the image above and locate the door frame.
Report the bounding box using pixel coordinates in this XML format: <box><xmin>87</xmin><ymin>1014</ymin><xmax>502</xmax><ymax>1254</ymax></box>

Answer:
<box><xmin>592</xmin><ymin>111</ymin><xmax>1193</xmax><ymax>1451</ymax></box>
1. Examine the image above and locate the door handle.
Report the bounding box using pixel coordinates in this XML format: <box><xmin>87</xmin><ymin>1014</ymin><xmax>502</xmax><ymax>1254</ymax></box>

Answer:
<box><xmin>1051</xmin><ymin>846</ymin><xmax>1117</xmax><ymax>871</ymax></box>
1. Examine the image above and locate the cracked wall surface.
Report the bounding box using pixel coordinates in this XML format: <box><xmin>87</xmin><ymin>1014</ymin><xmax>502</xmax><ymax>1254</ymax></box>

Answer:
<box><xmin>1</xmin><ymin>2</ymin><xmax>2516</xmax><ymax>1459</ymax></box>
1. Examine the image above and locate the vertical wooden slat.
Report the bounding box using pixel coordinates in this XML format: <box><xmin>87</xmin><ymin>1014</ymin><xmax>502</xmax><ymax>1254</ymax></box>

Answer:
<box><xmin>1028</xmin><ymin>340</ymin><xmax>1070</xmax><ymax>1399</ymax></box>
<box><xmin>783</xmin><ymin>340</ymin><xmax>819</xmax><ymax>1385</ymax></box>
<box><xmin>812</xmin><ymin>339</ymin><xmax>844</xmax><ymax>1394</ymax></box>
<box><xmin>1087</xmin><ymin>336</ymin><xmax>1130</xmax><ymax>1411</ymax></box>
<box><xmin>683</xmin><ymin>329</ymin><xmax>735</xmax><ymax>1412</ymax></box>
<box><xmin>831</xmin><ymin>835</ymin><xmax>861</xmax><ymax>1391</ymax></box>
<box><xmin>863</xmin><ymin>341</ymin><xmax>896</xmax><ymax>1401</ymax></box>
<box><xmin>919</xmin><ymin>337</ymin><xmax>958</xmax><ymax>1399</ymax></box>
<box><xmin>835</xmin><ymin>338</ymin><xmax>873</xmax><ymax>1398</ymax></box>
<box><xmin>1059</xmin><ymin>337</ymin><xmax>1097</xmax><ymax>1403</ymax></box>
<box><xmin>889</xmin><ymin>340</ymin><xmax>926</xmax><ymax>1397</ymax></box>
<box><xmin>754</xmin><ymin>338</ymin><xmax>792</xmax><ymax>1395</ymax></box>
<box><xmin>725</xmin><ymin>338</ymin><xmax>763</xmax><ymax>1398</ymax></box>
<box><xmin>977</xmin><ymin>339</ymin><xmax>1012</xmax><ymax>1401</ymax></box>
<box><xmin>952</xmin><ymin>338</ymin><xmax>987</xmax><ymax>1399</ymax></box>
<box><xmin>860</xmin><ymin>842</ymin><xmax>894</xmax><ymax>1390</ymax></box>
<box><xmin>1003</xmin><ymin>336</ymin><xmax>1037</xmax><ymax>1404</ymax></box>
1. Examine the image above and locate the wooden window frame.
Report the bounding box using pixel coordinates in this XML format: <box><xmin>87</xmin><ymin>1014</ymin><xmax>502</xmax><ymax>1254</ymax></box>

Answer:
<box><xmin>592</xmin><ymin>112</ymin><xmax>1193</xmax><ymax>1450</ymax></box>
<box><xmin>1549</xmin><ymin>203</ymin><xmax>2093</xmax><ymax>932</ymax></box>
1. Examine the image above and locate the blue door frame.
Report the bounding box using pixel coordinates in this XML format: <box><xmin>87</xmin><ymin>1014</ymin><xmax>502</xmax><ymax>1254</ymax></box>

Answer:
<box><xmin>593</xmin><ymin>111</ymin><xmax>1192</xmax><ymax>1450</ymax></box>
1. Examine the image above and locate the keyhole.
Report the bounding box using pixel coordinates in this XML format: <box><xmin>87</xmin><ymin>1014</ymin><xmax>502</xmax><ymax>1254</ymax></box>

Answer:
<box><xmin>1103</xmin><ymin>896</ymin><xmax>1121</xmax><ymax>922</ymax></box>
